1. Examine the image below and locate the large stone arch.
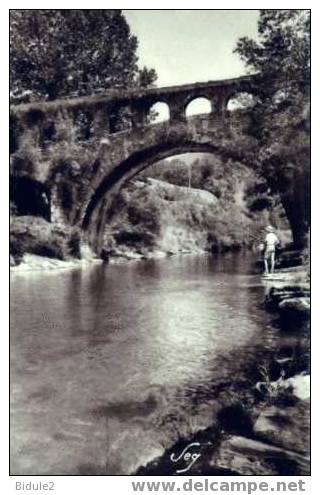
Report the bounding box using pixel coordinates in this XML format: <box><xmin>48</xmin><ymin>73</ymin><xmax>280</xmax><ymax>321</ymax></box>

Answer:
<box><xmin>81</xmin><ymin>139</ymin><xmax>249</xmax><ymax>251</ymax></box>
<box><xmin>77</xmin><ymin>109</ymin><xmax>257</xmax><ymax>239</ymax></box>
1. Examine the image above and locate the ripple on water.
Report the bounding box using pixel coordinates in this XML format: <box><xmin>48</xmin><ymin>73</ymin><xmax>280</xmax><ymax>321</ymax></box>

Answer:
<box><xmin>11</xmin><ymin>253</ymin><xmax>292</xmax><ymax>475</ymax></box>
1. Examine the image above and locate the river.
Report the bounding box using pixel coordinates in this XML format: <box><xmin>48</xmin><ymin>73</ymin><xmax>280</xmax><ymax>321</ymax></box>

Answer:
<box><xmin>10</xmin><ymin>252</ymin><xmax>301</xmax><ymax>475</ymax></box>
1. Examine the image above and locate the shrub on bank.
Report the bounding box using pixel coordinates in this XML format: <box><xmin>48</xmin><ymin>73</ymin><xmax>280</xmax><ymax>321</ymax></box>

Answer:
<box><xmin>10</xmin><ymin>216</ymin><xmax>82</xmax><ymax>263</ymax></box>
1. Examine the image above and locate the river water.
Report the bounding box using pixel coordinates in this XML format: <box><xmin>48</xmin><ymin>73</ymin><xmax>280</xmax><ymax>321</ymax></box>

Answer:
<box><xmin>10</xmin><ymin>253</ymin><xmax>300</xmax><ymax>475</ymax></box>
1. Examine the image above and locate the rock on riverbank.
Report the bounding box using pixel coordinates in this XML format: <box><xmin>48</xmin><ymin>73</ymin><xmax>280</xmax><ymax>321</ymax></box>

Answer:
<box><xmin>264</xmin><ymin>268</ymin><xmax>310</xmax><ymax>321</ymax></box>
<box><xmin>10</xmin><ymin>253</ymin><xmax>102</xmax><ymax>272</ymax></box>
<box><xmin>135</xmin><ymin>372</ymin><xmax>310</xmax><ymax>476</ymax></box>
<box><xmin>10</xmin><ymin>216</ymin><xmax>84</xmax><ymax>265</ymax></box>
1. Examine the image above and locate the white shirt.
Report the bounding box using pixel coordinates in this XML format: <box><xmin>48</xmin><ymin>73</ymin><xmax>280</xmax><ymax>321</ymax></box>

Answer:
<box><xmin>265</xmin><ymin>232</ymin><xmax>279</xmax><ymax>250</ymax></box>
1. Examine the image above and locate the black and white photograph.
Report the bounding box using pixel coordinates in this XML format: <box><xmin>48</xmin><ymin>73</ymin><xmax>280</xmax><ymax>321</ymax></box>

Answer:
<box><xmin>9</xmin><ymin>8</ymin><xmax>310</xmax><ymax>479</ymax></box>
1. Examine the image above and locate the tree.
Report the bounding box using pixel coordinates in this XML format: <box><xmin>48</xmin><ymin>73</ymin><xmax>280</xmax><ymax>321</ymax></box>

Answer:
<box><xmin>10</xmin><ymin>10</ymin><xmax>157</xmax><ymax>102</ymax></box>
<box><xmin>235</xmin><ymin>10</ymin><xmax>310</xmax><ymax>98</ymax></box>
<box><xmin>234</xmin><ymin>10</ymin><xmax>310</xmax><ymax>247</ymax></box>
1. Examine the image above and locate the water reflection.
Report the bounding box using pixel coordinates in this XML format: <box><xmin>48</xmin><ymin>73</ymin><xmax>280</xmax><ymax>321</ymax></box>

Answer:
<box><xmin>10</xmin><ymin>253</ymin><xmax>299</xmax><ymax>475</ymax></box>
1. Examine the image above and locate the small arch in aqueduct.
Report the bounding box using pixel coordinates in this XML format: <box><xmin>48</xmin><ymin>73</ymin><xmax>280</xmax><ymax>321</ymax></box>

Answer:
<box><xmin>185</xmin><ymin>97</ymin><xmax>212</xmax><ymax>117</ymax></box>
<box><xmin>148</xmin><ymin>102</ymin><xmax>170</xmax><ymax>123</ymax></box>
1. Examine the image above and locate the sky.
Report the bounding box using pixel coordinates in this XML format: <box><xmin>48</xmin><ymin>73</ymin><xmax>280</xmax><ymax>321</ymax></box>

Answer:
<box><xmin>123</xmin><ymin>10</ymin><xmax>260</xmax><ymax>88</ymax></box>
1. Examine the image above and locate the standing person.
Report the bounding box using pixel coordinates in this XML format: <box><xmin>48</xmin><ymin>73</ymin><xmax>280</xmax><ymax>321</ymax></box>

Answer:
<box><xmin>263</xmin><ymin>225</ymin><xmax>280</xmax><ymax>275</ymax></box>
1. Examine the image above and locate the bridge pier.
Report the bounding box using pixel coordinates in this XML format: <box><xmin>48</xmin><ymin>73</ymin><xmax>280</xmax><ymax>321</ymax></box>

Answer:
<box><xmin>90</xmin><ymin>104</ymin><xmax>110</xmax><ymax>137</ymax></box>
<box><xmin>50</xmin><ymin>185</ymin><xmax>67</xmax><ymax>225</ymax></box>
<box><xmin>130</xmin><ymin>101</ymin><xmax>148</xmax><ymax>128</ymax></box>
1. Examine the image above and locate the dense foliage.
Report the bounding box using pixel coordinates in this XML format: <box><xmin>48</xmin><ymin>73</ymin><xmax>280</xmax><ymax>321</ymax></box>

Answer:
<box><xmin>234</xmin><ymin>10</ymin><xmax>310</xmax><ymax>245</ymax></box>
<box><xmin>235</xmin><ymin>10</ymin><xmax>309</xmax><ymax>99</ymax></box>
<box><xmin>10</xmin><ymin>10</ymin><xmax>157</xmax><ymax>101</ymax></box>
<box><xmin>103</xmin><ymin>154</ymin><xmax>290</xmax><ymax>256</ymax></box>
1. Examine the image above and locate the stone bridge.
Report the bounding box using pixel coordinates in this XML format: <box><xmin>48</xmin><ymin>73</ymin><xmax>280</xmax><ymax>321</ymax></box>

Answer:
<box><xmin>10</xmin><ymin>74</ymin><xmax>306</xmax><ymax>251</ymax></box>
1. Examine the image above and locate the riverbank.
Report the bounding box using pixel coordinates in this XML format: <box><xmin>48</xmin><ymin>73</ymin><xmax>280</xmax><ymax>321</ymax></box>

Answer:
<box><xmin>10</xmin><ymin>253</ymin><xmax>103</xmax><ymax>272</ymax></box>
<box><xmin>135</xmin><ymin>267</ymin><xmax>310</xmax><ymax>476</ymax></box>
<box><xmin>10</xmin><ymin>245</ymin><xmax>304</xmax><ymax>274</ymax></box>
<box><xmin>10</xmin><ymin>247</ymin><xmax>207</xmax><ymax>272</ymax></box>
<box><xmin>10</xmin><ymin>169</ymin><xmax>292</xmax><ymax>269</ymax></box>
